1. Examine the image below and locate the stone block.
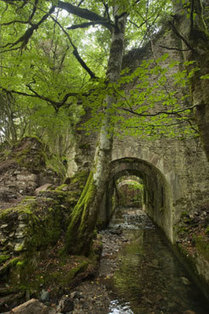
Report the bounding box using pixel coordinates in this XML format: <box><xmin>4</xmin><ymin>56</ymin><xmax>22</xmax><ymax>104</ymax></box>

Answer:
<box><xmin>14</xmin><ymin>241</ymin><xmax>25</xmax><ymax>252</ymax></box>
<box><xmin>17</xmin><ymin>174</ymin><xmax>37</xmax><ymax>182</ymax></box>
<box><xmin>0</xmin><ymin>224</ymin><xmax>9</xmax><ymax>229</ymax></box>
<box><xmin>10</xmin><ymin>298</ymin><xmax>53</xmax><ymax>314</ymax></box>
<box><xmin>35</xmin><ymin>183</ymin><xmax>52</xmax><ymax>195</ymax></box>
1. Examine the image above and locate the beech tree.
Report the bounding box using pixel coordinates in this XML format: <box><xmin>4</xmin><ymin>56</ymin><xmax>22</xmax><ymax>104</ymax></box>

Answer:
<box><xmin>0</xmin><ymin>0</ymin><xmax>208</xmax><ymax>254</ymax></box>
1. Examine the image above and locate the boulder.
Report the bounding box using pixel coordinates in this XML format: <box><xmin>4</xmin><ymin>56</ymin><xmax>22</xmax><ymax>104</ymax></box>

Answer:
<box><xmin>10</xmin><ymin>298</ymin><xmax>55</xmax><ymax>314</ymax></box>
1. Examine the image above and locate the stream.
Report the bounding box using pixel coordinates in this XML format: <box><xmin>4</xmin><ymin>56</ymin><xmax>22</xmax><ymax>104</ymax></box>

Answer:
<box><xmin>105</xmin><ymin>207</ymin><xmax>209</xmax><ymax>314</ymax></box>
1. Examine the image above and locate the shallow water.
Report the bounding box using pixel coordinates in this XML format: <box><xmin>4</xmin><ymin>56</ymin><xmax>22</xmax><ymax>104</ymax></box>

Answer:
<box><xmin>107</xmin><ymin>208</ymin><xmax>209</xmax><ymax>314</ymax></box>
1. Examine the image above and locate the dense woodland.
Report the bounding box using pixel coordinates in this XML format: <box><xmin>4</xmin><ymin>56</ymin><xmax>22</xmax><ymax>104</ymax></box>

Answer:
<box><xmin>0</xmin><ymin>0</ymin><xmax>209</xmax><ymax>254</ymax></box>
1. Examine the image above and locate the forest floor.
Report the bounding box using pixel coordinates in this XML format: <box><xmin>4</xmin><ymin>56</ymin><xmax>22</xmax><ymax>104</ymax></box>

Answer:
<box><xmin>68</xmin><ymin>228</ymin><xmax>129</xmax><ymax>314</ymax></box>
<box><xmin>1</xmin><ymin>225</ymin><xmax>129</xmax><ymax>314</ymax></box>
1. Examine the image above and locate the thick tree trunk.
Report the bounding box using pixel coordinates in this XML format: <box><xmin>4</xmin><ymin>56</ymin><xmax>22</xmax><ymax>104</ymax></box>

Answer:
<box><xmin>65</xmin><ymin>11</ymin><xmax>126</xmax><ymax>255</ymax></box>
<box><xmin>173</xmin><ymin>0</ymin><xmax>209</xmax><ymax>160</ymax></box>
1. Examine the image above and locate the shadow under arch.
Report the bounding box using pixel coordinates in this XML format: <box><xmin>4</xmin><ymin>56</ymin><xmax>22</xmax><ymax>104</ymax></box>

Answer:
<box><xmin>99</xmin><ymin>157</ymin><xmax>174</xmax><ymax>242</ymax></box>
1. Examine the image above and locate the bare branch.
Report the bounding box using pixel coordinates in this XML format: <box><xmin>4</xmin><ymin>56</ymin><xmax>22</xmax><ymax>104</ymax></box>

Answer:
<box><xmin>0</xmin><ymin>20</ymin><xmax>30</xmax><ymax>26</ymax></box>
<box><xmin>57</xmin><ymin>0</ymin><xmax>112</xmax><ymax>30</ymax></box>
<box><xmin>101</xmin><ymin>0</ymin><xmax>111</xmax><ymax>22</ymax></box>
<box><xmin>169</xmin><ymin>21</ymin><xmax>195</xmax><ymax>52</ymax></box>
<box><xmin>0</xmin><ymin>6</ymin><xmax>55</xmax><ymax>50</ymax></box>
<box><xmin>159</xmin><ymin>45</ymin><xmax>191</xmax><ymax>52</ymax></box>
<box><xmin>0</xmin><ymin>46</ymin><xmax>22</xmax><ymax>54</ymax></box>
<box><xmin>1</xmin><ymin>86</ymin><xmax>78</xmax><ymax>111</ymax></box>
<box><xmin>78</xmin><ymin>0</ymin><xmax>85</xmax><ymax>7</ymax></box>
<box><xmin>50</xmin><ymin>16</ymin><xmax>97</xmax><ymax>79</ymax></box>
<box><xmin>67</xmin><ymin>21</ymin><xmax>109</xmax><ymax>29</ymax></box>
<box><xmin>120</xmin><ymin>104</ymin><xmax>197</xmax><ymax>117</ymax></box>
<box><xmin>29</xmin><ymin>0</ymin><xmax>39</xmax><ymax>22</ymax></box>
<box><xmin>129</xmin><ymin>19</ymin><xmax>147</xmax><ymax>29</ymax></box>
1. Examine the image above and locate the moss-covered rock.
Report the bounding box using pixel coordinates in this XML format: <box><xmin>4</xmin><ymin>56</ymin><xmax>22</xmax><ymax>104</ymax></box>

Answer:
<box><xmin>65</xmin><ymin>171</ymin><xmax>97</xmax><ymax>256</ymax></box>
<box><xmin>0</xmin><ymin>169</ymin><xmax>97</xmax><ymax>309</ymax></box>
<box><xmin>174</xmin><ymin>204</ymin><xmax>209</xmax><ymax>301</ymax></box>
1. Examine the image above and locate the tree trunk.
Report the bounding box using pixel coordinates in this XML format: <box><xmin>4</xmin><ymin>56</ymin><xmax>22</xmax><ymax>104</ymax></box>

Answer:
<box><xmin>173</xmin><ymin>0</ymin><xmax>209</xmax><ymax>160</ymax></box>
<box><xmin>65</xmin><ymin>10</ymin><xmax>126</xmax><ymax>255</ymax></box>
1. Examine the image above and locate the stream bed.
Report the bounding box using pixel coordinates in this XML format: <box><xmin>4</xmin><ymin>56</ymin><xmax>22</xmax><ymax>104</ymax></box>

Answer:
<box><xmin>71</xmin><ymin>207</ymin><xmax>209</xmax><ymax>313</ymax></box>
<box><xmin>105</xmin><ymin>208</ymin><xmax>209</xmax><ymax>314</ymax></box>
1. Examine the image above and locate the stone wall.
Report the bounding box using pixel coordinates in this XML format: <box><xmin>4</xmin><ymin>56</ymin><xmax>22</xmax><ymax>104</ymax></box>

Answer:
<box><xmin>92</xmin><ymin>26</ymin><xmax>209</xmax><ymax>242</ymax></box>
<box><xmin>0</xmin><ymin>137</ymin><xmax>60</xmax><ymax>205</ymax></box>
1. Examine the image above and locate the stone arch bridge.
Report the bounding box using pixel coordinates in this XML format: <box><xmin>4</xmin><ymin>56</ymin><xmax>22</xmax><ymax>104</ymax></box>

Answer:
<box><xmin>74</xmin><ymin>133</ymin><xmax>209</xmax><ymax>244</ymax></box>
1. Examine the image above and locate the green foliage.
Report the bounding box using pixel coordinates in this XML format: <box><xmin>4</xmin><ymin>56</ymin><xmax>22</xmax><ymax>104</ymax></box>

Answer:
<box><xmin>0</xmin><ymin>0</ymin><xmax>196</xmax><ymax>147</ymax></box>
<box><xmin>83</xmin><ymin>55</ymin><xmax>198</xmax><ymax>139</ymax></box>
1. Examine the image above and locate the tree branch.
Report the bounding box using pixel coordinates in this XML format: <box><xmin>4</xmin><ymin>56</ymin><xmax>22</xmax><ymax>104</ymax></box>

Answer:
<box><xmin>78</xmin><ymin>0</ymin><xmax>85</xmax><ymax>7</ymax></box>
<box><xmin>67</xmin><ymin>21</ymin><xmax>110</xmax><ymax>30</ymax></box>
<box><xmin>168</xmin><ymin>20</ymin><xmax>195</xmax><ymax>52</ymax></box>
<box><xmin>1</xmin><ymin>86</ymin><xmax>78</xmax><ymax>111</ymax></box>
<box><xmin>57</xmin><ymin>0</ymin><xmax>112</xmax><ymax>30</ymax></box>
<box><xmin>0</xmin><ymin>6</ymin><xmax>55</xmax><ymax>50</ymax></box>
<box><xmin>0</xmin><ymin>20</ymin><xmax>30</xmax><ymax>26</ymax></box>
<box><xmin>101</xmin><ymin>0</ymin><xmax>111</xmax><ymax>23</ymax></box>
<box><xmin>159</xmin><ymin>45</ymin><xmax>191</xmax><ymax>52</ymax></box>
<box><xmin>120</xmin><ymin>104</ymin><xmax>197</xmax><ymax>117</ymax></box>
<box><xmin>29</xmin><ymin>0</ymin><xmax>39</xmax><ymax>23</ymax></box>
<box><xmin>50</xmin><ymin>16</ymin><xmax>97</xmax><ymax>79</ymax></box>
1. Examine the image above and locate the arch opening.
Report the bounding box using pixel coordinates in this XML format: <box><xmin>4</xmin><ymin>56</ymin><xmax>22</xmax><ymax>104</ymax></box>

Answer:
<box><xmin>114</xmin><ymin>175</ymin><xmax>144</xmax><ymax>209</ymax></box>
<box><xmin>98</xmin><ymin>157</ymin><xmax>174</xmax><ymax>242</ymax></box>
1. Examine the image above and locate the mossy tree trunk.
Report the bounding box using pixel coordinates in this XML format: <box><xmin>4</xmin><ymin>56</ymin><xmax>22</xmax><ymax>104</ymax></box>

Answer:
<box><xmin>65</xmin><ymin>8</ymin><xmax>126</xmax><ymax>255</ymax></box>
<box><xmin>173</xmin><ymin>0</ymin><xmax>209</xmax><ymax>160</ymax></box>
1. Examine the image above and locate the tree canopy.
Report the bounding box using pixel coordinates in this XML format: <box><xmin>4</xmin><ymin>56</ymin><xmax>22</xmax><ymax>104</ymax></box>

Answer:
<box><xmin>0</xmin><ymin>0</ymin><xmax>199</xmax><ymax>149</ymax></box>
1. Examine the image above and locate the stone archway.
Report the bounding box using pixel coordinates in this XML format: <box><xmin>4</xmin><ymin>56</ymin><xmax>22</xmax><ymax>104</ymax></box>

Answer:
<box><xmin>99</xmin><ymin>157</ymin><xmax>174</xmax><ymax>242</ymax></box>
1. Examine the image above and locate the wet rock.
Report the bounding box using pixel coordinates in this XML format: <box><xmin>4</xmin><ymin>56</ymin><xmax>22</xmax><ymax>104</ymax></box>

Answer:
<box><xmin>181</xmin><ymin>276</ymin><xmax>191</xmax><ymax>286</ymax></box>
<box><xmin>109</xmin><ymin>228</ymin><xmax>122</xmax><ymax>235</ymax></box>
<box><xmin>70</xmin><ymin>291</ymin><xmax>83</xmax><ymax>300</ymax></box>
<box><xmin>57</xmin><ymin>295</ymin><xmax>74</xmax><ymax>313</ymax></box>
<box><xmin>0</xmin><ymin>224</ymin><xmax>9</xmax><ymax>229</ymax></box>
<box><xmin>40</xmin><ymin>289</ymin><xmax>50</xmax><ymax>303</ymax></box>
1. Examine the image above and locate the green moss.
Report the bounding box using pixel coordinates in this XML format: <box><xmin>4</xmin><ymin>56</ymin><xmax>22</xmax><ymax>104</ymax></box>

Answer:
<box><xmin>46</xmin><ymin>154</ymin><xmax>66</xmax><ymax>178</ymax></box>
<box><xmin>205</xmin><ymin>225</ymin><xmax>209</xmax><ymax>235</ymax></box>
<box><xmin>15</xmin><ymin>148</ymin><xmax>46</xmax><ymax>173</ymax></box>
<box><xmin>24</xmin><ymin>196</ymin><xmax>36</xmax><ymax>201</ymax></box>
<box><xmin>71</xmin><ymin>170</ymin><xmax>89</xmax><ymax>187</ymax></box>
<box><xmin>55</xmin><ymin>184</ymin><xmax>68</xmax><ymax>192</ymax></box>
<box><xmin>16</xmin><ymin>260</ymin><xmax>25</xmax><ymax>267</ymax></box>
<box><xmin>50</xmin><ymin>260</ymin><xmax>89</xmax><ymax>286</ymax></box>
<box><xmin>195</xmin><ymin>235</ymin><xmax>209</xmax><ymax>261</ymax></box>
<box><xmin>15</xmin><ymin>242</ymin><xmax>25</xmax><ymax>252</ymax></box>
<box><xmin>25</xmin><ymin>205</ymin><xmax>62</xmax><ymax>251</ymax></box>
<box><xmin>0</xmin><ymin>200</ymin><xmax>35</xmax><ymax>219</ymax></box>
<box><xmin>65</xmin><ymin>171</ymin><xmax>97</xmax><ymax>255</ymax></box>
<box><xmin>0</xmin><ymin>257</ymin><xmax>20</xmax><ymax>275</ymax></box>
<box><xmin>0</xmin><ymin>254</ymin><xmax>10</xmax><ymax>264</ymax></box>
